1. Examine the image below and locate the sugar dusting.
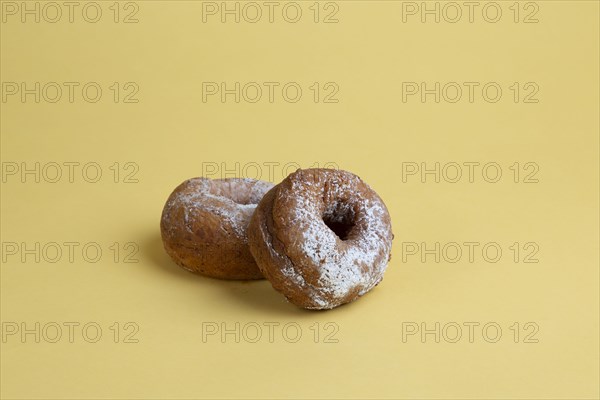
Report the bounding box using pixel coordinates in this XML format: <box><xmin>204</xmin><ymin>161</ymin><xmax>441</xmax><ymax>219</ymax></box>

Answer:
<box><xmin>162</xmin><ymin>178</ymin><xmax>273</xmax><ymax>241</ymax></box>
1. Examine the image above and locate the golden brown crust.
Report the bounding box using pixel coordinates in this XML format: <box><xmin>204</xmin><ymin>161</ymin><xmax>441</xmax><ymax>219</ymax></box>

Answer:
<box><xmin>160</xmin><ymin>177</ymin><xmax>273</xmax><ymax>280</ymax></box>
<box><xmin>248</xmin><ymin>169</ymin><xmax>393</xmax><ymax>309</ymax></box>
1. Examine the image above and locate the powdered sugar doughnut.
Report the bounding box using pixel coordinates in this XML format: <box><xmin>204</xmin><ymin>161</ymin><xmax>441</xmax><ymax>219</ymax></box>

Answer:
<box><xmin>161</xmin><ymin>177</ymin><xmax>273</xmax><ymax>280</ymax></box>
<box><xmin>248</xmin><ymin>169</ymin><xmax>393</xmax><ymax>309</ymax></box>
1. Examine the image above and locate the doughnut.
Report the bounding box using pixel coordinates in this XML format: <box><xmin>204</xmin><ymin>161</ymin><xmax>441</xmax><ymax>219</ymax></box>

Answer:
<box><xmin>161</xmin><ymin>177</ymin><xmax>274</xmax><ymax>280</ymax></box>
<box><xmin>248</xmin><ymin>168</ymin><xmax>393</xmax><ymax>309</ymax></box>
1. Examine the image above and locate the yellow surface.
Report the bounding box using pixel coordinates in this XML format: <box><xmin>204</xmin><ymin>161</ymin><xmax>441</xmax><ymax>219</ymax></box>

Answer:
<box><xmin>1</xmin><ymin>1</ymin><xmax>598</xmax><ymax>399</ymax></box>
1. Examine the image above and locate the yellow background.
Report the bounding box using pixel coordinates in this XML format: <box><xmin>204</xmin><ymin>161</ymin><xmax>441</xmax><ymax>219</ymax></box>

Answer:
<box><xmin>1</xmin><ymin>1</ymin><xmax>598</xmax><ymax>399</ymax></box>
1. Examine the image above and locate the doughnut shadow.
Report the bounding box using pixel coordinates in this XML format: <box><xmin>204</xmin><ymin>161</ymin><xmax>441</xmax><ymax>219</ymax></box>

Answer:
<box><xmin>221</xmin><ymin>279</ymin><xmax>308</xmax><ymax>315</ymax></box>
<box><xmin>142</xmin><ymin>233</ymin><xmax>305</xmax><ymax>315</ymax></box>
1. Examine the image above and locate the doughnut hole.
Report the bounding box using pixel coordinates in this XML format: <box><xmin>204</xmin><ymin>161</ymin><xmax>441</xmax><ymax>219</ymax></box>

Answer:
<box><xmin>322</xmin><ymin>201</ymin><xmax>356</xmax><ymax>241</ymax></box>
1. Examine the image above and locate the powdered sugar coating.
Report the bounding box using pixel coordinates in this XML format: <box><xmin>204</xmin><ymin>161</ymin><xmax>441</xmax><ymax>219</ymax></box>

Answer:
<box><xmin>161</xmin><ymin>177</ymin><xmax>273</xmax><ymax>280</ymax></box>
<box><xmin>249</xmin><ymin>169</ymin><xmax>393</xmax><ymax>309</ymax></box>
<box><xmin>162</xmin><ymin>178</ymin><xmax>269</xmax><ymax>242</ymax></box>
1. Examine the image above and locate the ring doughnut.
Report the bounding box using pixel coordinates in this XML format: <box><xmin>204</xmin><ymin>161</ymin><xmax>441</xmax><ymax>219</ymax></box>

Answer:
<box><xmin>161</xmin><ymin>177</ymin><xmax>274</xmax><ymax>280</ymax></box>
<box><xmin>248</xmin><ymin>168</ymin><xmax>393</xmax><ymax>309</ymax></box>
